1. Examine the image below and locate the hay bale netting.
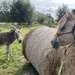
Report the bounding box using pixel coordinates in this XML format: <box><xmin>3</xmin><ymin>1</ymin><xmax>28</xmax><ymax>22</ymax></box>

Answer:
<box><xmin>22</xmin><ymin>26</ymin><xmax>59</xmax><ymax>75</ymax></box>
<box><xmin>58</xmin><ymin>46</ymin><xmax>75</xmax><ymax>75</ymax></box>
<box><xmin>22</xmin><ymin>26</ymin><xmax>75</xmax><ymax>75</ymax></box>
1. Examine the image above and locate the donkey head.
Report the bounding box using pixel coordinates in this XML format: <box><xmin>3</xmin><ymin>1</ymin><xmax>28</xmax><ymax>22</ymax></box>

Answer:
<box><xmin>51</xmin><ymin>11</ymin><xmax>75</xmax><ymax>48</ymax></box>
<box><xmin>10</xmin><ymin>25</ymin><xmax>22</xmax><ymax>43</ymax></box>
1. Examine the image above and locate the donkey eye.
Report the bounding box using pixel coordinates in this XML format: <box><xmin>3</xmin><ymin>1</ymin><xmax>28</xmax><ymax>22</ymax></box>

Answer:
<box><xmin>17</xmin><ymin>31</ymin><xmax>20</xmax><ymax>33</ymax></box>
<box><xmin>19</xmin><ymin>31</ymin><xmax>21</xmax><ymax>33</ymax></box>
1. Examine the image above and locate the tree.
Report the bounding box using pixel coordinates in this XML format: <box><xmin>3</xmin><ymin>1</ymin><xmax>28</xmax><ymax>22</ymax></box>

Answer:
<box><xmin>36</xmin><ymin>12</ymin><xmax>45</xmax><ymax>24</ymax></box>
<box><xmin>10</xmin><ymin>0</ymin><xmax>34</xmax><ymax>25</ymax></box>
<box><xmin>56</xmin><ymin>4</ymin><xmax>69</xmax><ymax>22</ymax></box>
<box><xmin>33</xmin><ymin>11</ymin><xmax>54</xmax><ymax>26</ymax></box>
<box><xmin>0</xmin><ymin>1</ymin><xmax>11</xmax><ymax>22</ymax></box>
<box><xmin>44</xmin><ymin>14</ymin><xmax>54</xmax><ymax>26</ymax></box>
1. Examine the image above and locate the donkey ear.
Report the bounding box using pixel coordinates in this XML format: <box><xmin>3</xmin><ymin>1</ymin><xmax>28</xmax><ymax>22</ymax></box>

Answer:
<box><xmin>10</xmin><ymin>25</ymin><xmax>16</xmax><ymax>30</ymax></box>
<box><xmin>16</xmin><ymin>25</ymin><xmax>23</xmax><ymax>29</ymax></box>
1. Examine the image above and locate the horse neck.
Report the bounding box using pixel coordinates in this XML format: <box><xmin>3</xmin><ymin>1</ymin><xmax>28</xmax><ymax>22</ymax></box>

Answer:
<box><xmin>7</xmin><ymin>31</ymin><xmax>16</xmax><ymax>45</ymax></box>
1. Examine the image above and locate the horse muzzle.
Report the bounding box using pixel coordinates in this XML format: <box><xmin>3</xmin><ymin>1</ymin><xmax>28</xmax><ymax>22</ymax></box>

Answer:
<box><xmin>51</xmin><ymin>38</ymin><xmax>59</xmax><ymax>49</ymax></box>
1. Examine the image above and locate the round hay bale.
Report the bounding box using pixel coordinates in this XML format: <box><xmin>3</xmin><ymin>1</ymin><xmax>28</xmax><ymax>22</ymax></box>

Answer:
<box><xmin>22</xmin><ymin>26</ymin><xmax>59</xmax><ymax>75</ymax></box>
<box><xmin>22</xmin><ymin>26</ymin><xmax>75</xmax><ymax>75</ymax></box>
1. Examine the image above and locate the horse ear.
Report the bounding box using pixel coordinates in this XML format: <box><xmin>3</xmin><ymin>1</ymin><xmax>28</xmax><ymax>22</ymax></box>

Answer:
<box><xmin>66</xmin><ymin>10</ymin><xmax>73</xmax><ymax>18</ymax></box>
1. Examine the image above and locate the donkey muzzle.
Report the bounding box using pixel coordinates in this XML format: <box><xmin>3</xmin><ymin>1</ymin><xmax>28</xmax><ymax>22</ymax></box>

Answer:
<box><xmin>18</xmin><ymin>40</ymin><xmax>22</xmax><ymax>43</ymax></box>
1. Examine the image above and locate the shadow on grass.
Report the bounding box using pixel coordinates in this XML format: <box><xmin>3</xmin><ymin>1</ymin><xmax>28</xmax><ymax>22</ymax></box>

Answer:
<box><xmin>14</xmin><ymin>63</ymin><xmax>39</xmax><ymax>75</ymax></box>
<box><xmin>0</xmin><ymin>56</ymin><xmax>17</xmax><ymax>65</ymax></box>
<box><xmin>0</xmin><ymin>58</ymin><xmax>6</xmax><ymax>65</ymax></box>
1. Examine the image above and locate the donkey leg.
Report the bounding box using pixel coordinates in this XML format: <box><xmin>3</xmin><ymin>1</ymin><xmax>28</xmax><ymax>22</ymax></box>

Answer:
<box><xmin>6</xmin><ymin>45</ymin><xmax>12</xmax><ymax>60</ymax></box>
<box><xmin>6</xmin><ymin>45</ymin><xmax>10</xmax><ymax>60</ymax></box>
<box><xmin>9</xmin><ymin>45</ymin><xmax>12</xmax><ymax>57</ymax></box>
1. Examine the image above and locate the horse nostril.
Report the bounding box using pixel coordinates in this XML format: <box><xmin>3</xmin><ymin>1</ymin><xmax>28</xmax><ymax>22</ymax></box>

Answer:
<box><xmin>51</xmin><ymin>40</ymin><xmax>53</xmax><ymax>46</ymax></box>
<box><xmin>19</xmin><ymin>40</ymin><xmax>22</xmax><ymax>43</ymax></box>
<box><xmin>51</xmin><ymin>39</ymin><xmax>59</xmax><ymax>49</ymax></box>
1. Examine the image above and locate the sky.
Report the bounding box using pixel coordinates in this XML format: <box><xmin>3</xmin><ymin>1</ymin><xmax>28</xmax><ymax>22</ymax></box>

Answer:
<box><xmin>30</xmin><ymin>0</ymin><xmax>75</xmax><ymax>18</ymax></box>
<box><xmin>0</xmin><ymin>0</ymin><xmax>75</xmax><ymax>19</ymax></box>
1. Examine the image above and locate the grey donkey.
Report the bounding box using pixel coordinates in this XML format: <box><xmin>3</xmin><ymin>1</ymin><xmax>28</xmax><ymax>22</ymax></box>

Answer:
<box><xmin>0</xmin><ymin>25</ymin><xmax>22</xmax><ymax>60</ymax></box>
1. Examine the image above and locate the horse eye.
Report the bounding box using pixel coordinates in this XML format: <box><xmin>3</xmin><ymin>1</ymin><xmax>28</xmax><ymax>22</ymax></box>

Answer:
<box><xmin>60</xmin><ymin>26</ymin><xmax>65</xmax><ymax>31</ymax></box>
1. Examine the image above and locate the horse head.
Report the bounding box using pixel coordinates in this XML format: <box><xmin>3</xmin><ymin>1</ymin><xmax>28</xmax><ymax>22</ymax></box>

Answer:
<box><xmin>51</xmin><ymin>11</ymin><xmax>75</xmax><ymax>48</ymax></box>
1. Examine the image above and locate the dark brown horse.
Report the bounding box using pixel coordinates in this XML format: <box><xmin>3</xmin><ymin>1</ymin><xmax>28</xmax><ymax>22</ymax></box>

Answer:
<box><xmin>0</xmin><ymin>25</ymin><xmax>22</xmax><ymax>60</ymax></box>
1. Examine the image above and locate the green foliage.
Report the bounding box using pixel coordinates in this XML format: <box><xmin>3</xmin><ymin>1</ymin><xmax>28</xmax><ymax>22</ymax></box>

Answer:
<box><xmin>33</xmin><ymin>12</ymin><xmax>54</xmax><ymax>26</ymax></box>
<box><xmin>0</xmin><ymin>0</ymin><xmax>34</xmax><ymax>25</ymax></box>
<box><xmin>44</xmin><ymin>14</ymin><xmax>54</xmax><ymax>26</ymax></box>
<box><xmin>10</xmin><ymin>0</ymin><xmax>34</xmax><ymax>25</ymax></box>
<box><xmin>56</xmin><ymin>4</ymin><xmax>69</xmax><ymax>22</ymax></box>
<box><xmin>0</xmin><ymin>23</ymin><xmax>45</xmax><ymax>75</ymax></box>
<box><xmin>0</xmin><ymin>23</ymin><xmax>10</xmax><ymax>31</ymax></box>
<box><xmin>0</xmin><ymin>23</ymin><xmax>56</xmax><ymax>75</ymax></box>
<box><xmin>0</xmin><ymin>0</ymin><xmax>54</xmax><ymax>27</ymax></box>
<box><xmin>0</xmin><ymin>1</ymin><xmax>11</xmax><ymax>22</ymax></box>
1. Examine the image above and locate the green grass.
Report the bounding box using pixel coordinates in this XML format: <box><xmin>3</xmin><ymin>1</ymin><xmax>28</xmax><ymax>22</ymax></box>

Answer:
<box><xmin>0</xmin><ymin>23</ymin><xmax>56</xmax><ymax>75</ymax></box>
<box><xmin>0</xmin><ymin>23</ymin><xmax>40</xmax><ymax>75</ymax></box>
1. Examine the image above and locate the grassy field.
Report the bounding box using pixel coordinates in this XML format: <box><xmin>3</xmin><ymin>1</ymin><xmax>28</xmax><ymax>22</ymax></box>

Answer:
<box><xmin>0</xmin><ymin>23</ymin><xmax>41</xmax><ymax>75</ymax></box>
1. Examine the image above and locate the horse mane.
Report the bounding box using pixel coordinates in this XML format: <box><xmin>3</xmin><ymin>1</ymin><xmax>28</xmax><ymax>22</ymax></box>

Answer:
<box><xmin>56</xmin><ymin>14</ymin><xmax>66</xmax><ymax>29</ymax></box>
